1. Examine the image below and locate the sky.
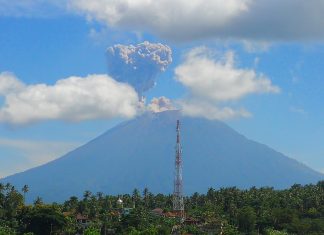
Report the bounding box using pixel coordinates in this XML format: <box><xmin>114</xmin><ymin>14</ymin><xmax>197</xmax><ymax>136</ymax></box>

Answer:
<box><xmin>0</xmin><ymin>0</ymin><xmax>323</xmax><ymax>178</ymax></box>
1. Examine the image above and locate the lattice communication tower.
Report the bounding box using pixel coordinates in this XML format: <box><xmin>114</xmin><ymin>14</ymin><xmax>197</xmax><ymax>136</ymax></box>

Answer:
<box><xmin>173</xmin><ymin>120</ymin><xmax>185</xmax><ymax>221</ymax></box>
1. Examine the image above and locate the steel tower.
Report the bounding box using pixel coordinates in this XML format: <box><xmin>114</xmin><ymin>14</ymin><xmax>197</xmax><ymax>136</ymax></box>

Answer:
<box><xmin>173</xmin><ymin>120</ymin><xmax>185</xmax><ymax>221</ymax></box>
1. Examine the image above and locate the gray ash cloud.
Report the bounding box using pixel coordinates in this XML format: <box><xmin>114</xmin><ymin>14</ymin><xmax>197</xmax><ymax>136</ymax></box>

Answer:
<box><xmin>106</xmin><ymin>41</ymin><xmax>172</xmax><ymax>96</ymax></box>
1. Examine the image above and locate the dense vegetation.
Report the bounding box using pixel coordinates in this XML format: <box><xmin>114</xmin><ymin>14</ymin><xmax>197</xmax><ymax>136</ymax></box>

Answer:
<box><xmin>0</xmin><ymin>181</ymin><xmax>324</xmax><ymax>234</ymax></box>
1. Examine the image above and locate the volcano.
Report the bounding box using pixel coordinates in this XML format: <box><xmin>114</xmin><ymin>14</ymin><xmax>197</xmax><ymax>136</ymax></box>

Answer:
<box><xmin>2</xmin><ymin>110</ymin><xmax>323</xmax><ymax>202</ymax></box>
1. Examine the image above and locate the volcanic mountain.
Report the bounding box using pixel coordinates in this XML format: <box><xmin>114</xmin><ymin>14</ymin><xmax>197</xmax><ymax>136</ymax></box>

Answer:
<box><xmin>2</xmin><ymin>110</ymin><xmax>323</xmax><ymax>202</ymax></box>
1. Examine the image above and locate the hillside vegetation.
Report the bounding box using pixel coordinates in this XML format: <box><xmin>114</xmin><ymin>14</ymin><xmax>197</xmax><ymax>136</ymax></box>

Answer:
<box><xmin>1</xmin><ymin>181</ymin><xmax>324</xmax><ymax>234</ymax></box>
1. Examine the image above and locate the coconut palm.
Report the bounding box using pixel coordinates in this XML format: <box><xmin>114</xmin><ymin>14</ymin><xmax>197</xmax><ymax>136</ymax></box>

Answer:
<box><xmin>22</xmin><ymin>184</ymin><xmax>29</xmax><ymax>202</ymax></box>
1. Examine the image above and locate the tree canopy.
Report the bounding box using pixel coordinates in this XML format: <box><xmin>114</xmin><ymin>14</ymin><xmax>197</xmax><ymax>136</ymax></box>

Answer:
<box><xmin>0</xmin><ymin>181</ymin><xmax>324</xmax><ymax>234</ymax></box>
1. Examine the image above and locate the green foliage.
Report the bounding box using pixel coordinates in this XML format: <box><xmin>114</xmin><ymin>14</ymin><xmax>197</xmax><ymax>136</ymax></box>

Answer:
<box><xmin>84</xmin><ymin>226</ymin><xmax>100</xmax><ymax>235</ymax></box>
<box><xmin>21</xmin><ymin>206</ymin><xmax>66</xmax><ymax>235</ymax></box>
<box><xmin>238</xmin><ymin>206</ymin><xmax>257</xmax><ymax>233</ymax></box>
<box><xmin>223</xmin><ymin>223</ymin><xmax>240</xmax><ymax>235</ymax></box>
<box><xmin>0</xmin><ymin>183</ymin><xmax>24</xmax><ymax>220</ymax></box>
<box><xmin>64</xmin><ymin>216</ymin><xmax>78</xmax><ymax>235</ymax></box>
<box><xmin>1</xmin><ymin>181</ymin><xmax>324</xmax><ymax>234</ymax></box>
<box><xmin>182</xmin><ymin>224</ymin><xmax>204</xmax><ymax>234</ymax></box>
<box><xmin>0</xmin><ymin>225</ymin><xmax>16</xmax><ymax>235</ymax></box>
<box><xmin>266</xmin><ymin>228</ymin><xmax>288</xmax><ymax>235</ymax></box>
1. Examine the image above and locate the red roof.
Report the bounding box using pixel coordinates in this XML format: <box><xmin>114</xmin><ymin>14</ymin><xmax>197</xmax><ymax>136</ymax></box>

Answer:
<box><xmin>164</xmin><ymin>212</ymin><xmax>177</xmax><ymax>217</ymax></box>
<box><xmin>76</xmin><ymin>213</ymin><xmax>88</xmax><ymax>220</ymax></box>
<box><xmin>152</xmin><ymin>208</ymin><xmax>164</xmax><ymax>214</ymax></box>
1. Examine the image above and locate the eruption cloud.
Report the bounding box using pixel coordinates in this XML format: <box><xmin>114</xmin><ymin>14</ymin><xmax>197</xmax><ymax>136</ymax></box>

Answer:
<box><xmin>148</xmin><ymin>96</ymin><xmax>176</xmax><ymax>113</ymax></box>
<box><xmin>106</xmin><ymin>41</ymin><xmax>172</xmax><ymax>97</ymax></box>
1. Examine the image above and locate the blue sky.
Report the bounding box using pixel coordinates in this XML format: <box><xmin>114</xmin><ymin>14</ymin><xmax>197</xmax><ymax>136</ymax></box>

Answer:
<box><xmin>0</xmin><ymin>1</ymin><xmax>323</xmax><ymax>177</ymax></box>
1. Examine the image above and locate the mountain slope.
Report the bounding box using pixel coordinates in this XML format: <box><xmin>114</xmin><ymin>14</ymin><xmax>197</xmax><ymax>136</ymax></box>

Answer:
<box><xmin>2</xmin><ymin>110</ymin><xmax>323</xmax><ymax>202</ymax></box>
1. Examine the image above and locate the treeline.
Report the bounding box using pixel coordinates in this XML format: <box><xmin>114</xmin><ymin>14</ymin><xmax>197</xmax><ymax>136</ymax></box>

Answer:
<box><xmin>0</xmin><ymin>181</ymin><xmax>324</xmax><ymax>234</ymax></box>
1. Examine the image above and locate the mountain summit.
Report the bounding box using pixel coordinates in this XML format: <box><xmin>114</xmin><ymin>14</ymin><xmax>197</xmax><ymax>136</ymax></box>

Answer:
<box><xmin>2</xmin><ymin>110</ymin><xmax>323</xmax><ymax>202</ymax></box>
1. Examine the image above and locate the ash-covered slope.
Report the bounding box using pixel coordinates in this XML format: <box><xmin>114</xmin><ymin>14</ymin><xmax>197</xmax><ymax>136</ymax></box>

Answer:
<box><xmin>2</xmin><ymin>110</ymin><xmax>323</xmax><ymax>202</ymax></box>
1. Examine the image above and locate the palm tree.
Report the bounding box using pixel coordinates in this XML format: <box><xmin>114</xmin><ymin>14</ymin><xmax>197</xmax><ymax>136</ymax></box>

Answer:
<box><xmin>64</xmin><ymin>196</ymin><xmax>79</xmax><ymax>212</ymax></box>
<box><xmin>5</xmin><ymin>183</ymin><xmax>11</xmax><ymax>191</ymax></box>
<box><xmin>22</xmin><ymin>184</ymin><xmax>29</xmax><ymax>203</ymax></box>
<box><xmin>0</xmin><ymin>183</ymin><xmax>4</xmax><ymax>207</ymax></box>
<box><xmin>143</xmin><ymin>188</ymin><xmax>149</xmax><ymax>207</ymax></box>
<box><xmin>83</xmin><ymin>190</ymin><xmax>92</xmax><ymax>201</ymax></box>
<box><xmin>34</xmin><ymin>196</ymin><xmax>43</xmax><ymax>206</ymax></box>
<box><xmin>132</xmin><ymin>188</ymin><xmax>141</xmax><ymax>208</ymax></box>
<box><xmin>96</xmin><ymin>192</ymin><xmax>103</xmax><ymax>200</ymax></box>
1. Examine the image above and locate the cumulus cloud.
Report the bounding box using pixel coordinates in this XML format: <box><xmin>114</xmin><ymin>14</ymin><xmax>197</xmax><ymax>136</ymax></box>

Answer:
<box><xmin>242</xmin><ymin>41</ymin><xmax>271</xmax><ymax>53</ymax></box>
<box><xmin>175</xmin><ymin>47</ymin><xmax>280</xmax><ymax>102</ymax></box>
<box><xmin>147</xmin><ymin>96</ymin><xmax>176</xmax><ymax>113</ymax></box>
<box><xmin>0</xmin><ymin>72</ymin><xmax>25</xmax><ymax>95</ymax></box>
<box><xmin>174</xmin><ymin>47</ymin><xmax>279</xmax><ymax>120</ymax></box>
<box><xmin>69</xmin><ymin>0</ymin><xmax>324</xmax><ymax>42</ymax></box>
<box><xmin>0</xmin><ymin>73</ymin><xmax>139</xmax><ymax>125</ymax></box>
<box><xmin>6</xmin><ymin>1</ymin><xmax>324</xmax><ymax>42</ymax></box>
<box><xmin>179</xmin><ymin>99</ymin><xmax>251</xmax><ymax>120</ymax></box>
<box><xmin>106</xmin><ymin>41</ymin><xmax>172</xmax><ymax>96</ymax></box>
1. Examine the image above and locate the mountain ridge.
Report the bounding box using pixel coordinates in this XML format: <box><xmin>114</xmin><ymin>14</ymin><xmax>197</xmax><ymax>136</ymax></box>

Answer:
<box><xmin>2</xmin><ymin>110</ymin><xmax>323</xmax><ymax>203</ymax></box>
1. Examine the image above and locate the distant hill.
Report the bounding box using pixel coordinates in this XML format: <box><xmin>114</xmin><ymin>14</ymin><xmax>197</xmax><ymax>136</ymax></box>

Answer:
<box><xmin>2</xmin><ymin>110</ymin><xmax>323</xmax><ymax>203</ymax></box>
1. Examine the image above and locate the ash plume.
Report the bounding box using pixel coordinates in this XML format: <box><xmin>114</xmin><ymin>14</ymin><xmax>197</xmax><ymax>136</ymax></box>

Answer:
<box><xmin>148</xmin><ymin>96</ymin><xmax>176</xmax><ymax>113</ymax></box>
<box><xmin>106</xmin><ymin>41</ymin><xmax>172</xmax><ymax>97</ymax></box>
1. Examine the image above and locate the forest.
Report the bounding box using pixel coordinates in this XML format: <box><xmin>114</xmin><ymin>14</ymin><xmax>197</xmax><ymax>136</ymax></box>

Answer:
<box><xmin>0</xmin><ymin>181</ymin><xmax>324</xmax><ymax>235</ymax></box>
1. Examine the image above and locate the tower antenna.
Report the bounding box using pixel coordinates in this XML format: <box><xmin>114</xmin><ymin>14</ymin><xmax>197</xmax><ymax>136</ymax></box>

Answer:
<box><xmin>173</xmin><ymin>120</ymin><xmax>185</xmax><ymax>221</ymax></box>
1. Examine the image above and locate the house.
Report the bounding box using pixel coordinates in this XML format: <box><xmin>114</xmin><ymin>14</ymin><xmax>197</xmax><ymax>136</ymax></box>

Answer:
<box><xmin>76</xmin><ymin>213</ymin><xmax>90</xmax><ymax>227</ymax></box>
<box><xmin>151</xmin><ymin>208</ymin><xmax>164</xmax><ymax>217</ymax></box>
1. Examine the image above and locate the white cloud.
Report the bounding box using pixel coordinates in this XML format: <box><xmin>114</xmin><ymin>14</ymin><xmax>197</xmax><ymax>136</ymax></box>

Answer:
<box><xmin>0</xmin><ymin>137</ymin><xmax>80</xmax><ymax>178</ymax></box>
<box><xmin>175</xmin><ymin>47</ymin><xmax>280</xmax><ymax>102</ymax></box>
<box><xmin>242</xmin><ymin>41</ymin><xmax>271</xmax><ymax>53</ymax></box>
<box><xmin>68</xmin><ymin>0</ymin><xmax>324</xmax><ymax>42</ymax></box>
<box><xmin>174</xmin><ymin>47</ymin><xmax>279</xmax><ymax>120</ymax></box>
<box><xmin>147</xmin><ymin>96</ymin><xmax>176</xmax><ymax>113</ymax></box>
<box><xmin>69</xmin><ymin>0</ymin><xmax>249</xmax><ymax>41</ymax></box>
<box><xmin>0</xmin><ymin>73</ymin><xmax>139</xmax><ymax>125</ymax></box>
<box><xmin>5</xmin><ymin>1</ymin><xmax>324</xmax><ymax>42</ymax></box>
<box><xmin>0</xmin><ymin>72</ymin><xmax>25</xmax><ymax>95</ymax></box>
<box><xmin>179</xmin><ymin>99</ymin><xmax>251</xmax><ymax>120</ymax></box>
